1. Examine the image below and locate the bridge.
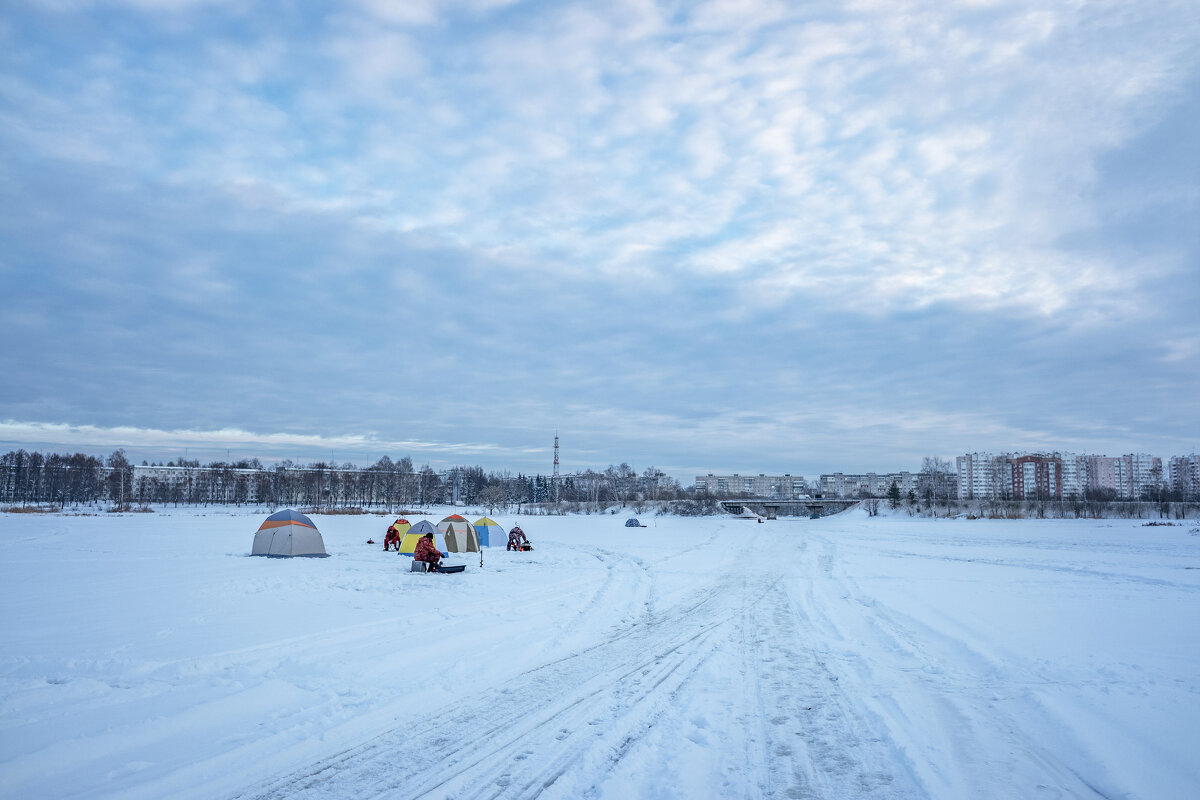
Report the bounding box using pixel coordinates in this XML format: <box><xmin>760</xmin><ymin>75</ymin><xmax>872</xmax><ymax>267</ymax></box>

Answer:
<box><xmin>720</xmin><ymin>498</ymin><xmax>860</xmax><ymax>519</ymax></box>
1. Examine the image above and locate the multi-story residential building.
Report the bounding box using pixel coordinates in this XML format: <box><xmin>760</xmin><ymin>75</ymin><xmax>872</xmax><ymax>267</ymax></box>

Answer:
<box><xmin>1084</xmin><ymin>454</ymin><xmax>1162</xmax><ymax>499</ymax></box>
<box><xmin>1127</xmin><ymin>453</ymin><xmax>1163</xmax><ymax>499</ymax></box>
<box><xmin>1009</xmin><ymin>454</ymin><xmax>1063</xmax><ymax>499</ymax></box>
<box><xmin>701</xmin><ymin>452</ymin><xmax>1179</xmax><ymax>504</ymax></box>
<box><xmin>1056</xmin><ymin>452</ymin><xmax>1088</xmax><ymax>498</ymax></box>
<box><xmin>956</xmin><ymin>451</ymin><xmax>1170</xmax><ymax>500</ymax></box>
<box><xmin>956</xmin><ymin>453</ymin><xmax>1008</xmax><ymax>499</ymax></box>
<box><xmin>818</xmin><ymin>472</ymin><xmax>917</xmax><ymax>499</ymax></box>
<box><xmin>694</xmin><ymin>474</ymin><xmax>808</xmax><ymax>499</ymax></box>
<box><xmin>786</xmin><ymin>475</ymin><xmax>808</xmax><ymax>498</ymax></box>
<box><xmin>957</xmin><ymin>453</ymin><xmax>1060</xmax><ymax>500</ymax></box>
<box><xmin>1086</xmin><ymin>455</ymin><xmax>1119</xmax><ymax>496</ymax></box>
<box><xmin>1168</xmin><ymin>454</ymin><xmax>1199</xmax><ymax>499</ymax></box>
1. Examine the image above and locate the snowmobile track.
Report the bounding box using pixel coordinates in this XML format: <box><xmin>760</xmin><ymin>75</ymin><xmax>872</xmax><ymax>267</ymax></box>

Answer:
<box><xmin>240</xmin><ymin>575</ymin><xmax>742</xmax><ymax>800</ymax></box>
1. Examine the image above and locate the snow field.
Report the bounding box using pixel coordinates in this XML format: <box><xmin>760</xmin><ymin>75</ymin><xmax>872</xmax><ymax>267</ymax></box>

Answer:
<box><xmin>1</xmin><ymin>509</ymin><xmax>1197</xmax><ymax>799</ymax></box>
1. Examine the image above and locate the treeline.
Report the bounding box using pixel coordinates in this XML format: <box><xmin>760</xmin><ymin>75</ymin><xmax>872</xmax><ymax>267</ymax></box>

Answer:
<box><xmin>0</xmin><ymin>451</ymin><xmax>113</xmax><ymax>508</ymax></box>
<box><xmin>0</xmin><ymin>449</ymin><xmax>695</xmax><ymax>512</ymax></box>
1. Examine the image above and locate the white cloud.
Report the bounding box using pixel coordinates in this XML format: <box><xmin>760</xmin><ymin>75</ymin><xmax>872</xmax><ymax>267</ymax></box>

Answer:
<box><xmin>3</xmin><ymin>0</ymin><xmax>1197</xmax><ymax>477</ymax></box>
<box><xmin>326</xmin><ymin>27</ymin><xmax>426</xmax><ymax>90</ymax></box>
<box><xmin>352</xmin><ymin>0</ymin><xmax>524</xmax><ymax>27</ymax></box>
<box><xmin>10</xmin><ymin>0</ymin><xmax>1184</xmax><ymax>321</ymax></box>
<box><xmin>0</xmin><ymin>421</ymin><xmax>515</xmax><ymax>462</ymax></box>
<box><xmin>352</xmin><ymin>0</ymin><xmax>440</xmax><ymax>26</ymax></box>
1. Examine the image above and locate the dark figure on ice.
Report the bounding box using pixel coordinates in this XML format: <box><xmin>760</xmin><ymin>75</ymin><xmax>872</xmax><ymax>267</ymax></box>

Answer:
<box><xmin>413</xmin><ymin>532</ymin><xmax>443</xmax><ymax>571</ymax></box>
<box><xmin>507</xmin><ymin>526</ymin><xmax>530</xmax><ymax>551</ymax></box>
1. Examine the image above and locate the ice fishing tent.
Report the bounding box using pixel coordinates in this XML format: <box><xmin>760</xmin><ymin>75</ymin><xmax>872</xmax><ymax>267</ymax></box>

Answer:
<box><xmin>252</xmin><ymin>509</ymin><xmax>328</xmax><ymax>557</ymax></box>
<box><xmin>388</xmin><ymin>518</ymin><xmax>412</xmax><ymax>539</ymax></box>
<box><xmin>625</xmin><ymin>518</ymin><xmax>643</xmax><ymax>528</ymax></box>
<box><xmin>439</xmin><ymin>514</ymin><xmax>480</xmax><ymax>552</ymax></box>
<box><xmin>473</xmin><ymin>517</ymin><xmax>503</xmax><ymax>547</ymax></box>
<box><xmin>399</xmin><ymin>520</ymin><xmax>446</xmax><ymax>557</ymax></box>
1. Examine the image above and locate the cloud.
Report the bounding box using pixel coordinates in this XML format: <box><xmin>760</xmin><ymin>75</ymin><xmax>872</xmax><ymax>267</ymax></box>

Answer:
<box><xmin>0</xmin><ymin>420</ymin><xmax>524</xmax><ymax>467</ymax></box>
<box><xmin>1</xmin><ymin>0</ymin><xmax>1197</xmax><ymax>479</ymax></box>
<box><xmin>10</xmin><ymin>0</ymin><xmax>1192</xmax><ymax>319</ymax></box>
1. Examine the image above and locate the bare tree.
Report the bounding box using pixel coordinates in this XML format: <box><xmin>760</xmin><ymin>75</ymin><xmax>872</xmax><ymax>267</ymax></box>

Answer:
<box><xmin>106</xmin><ymin>449</ymin><xmax>133</xmax><ymax>509</ymax></box>
<box><xmin>396</xmin><ymin>456</ymin><xmax>414</xmax><ymax>507</ymax></box>
<box><xmin>478</xmin><ymin>484</ymin><xmax>508</xmax><ymax>514</ymax></box>
<box><xmin>918</xmin><ymin>456</ymin><xmax>955</xmax><ymax>514</ymax></box>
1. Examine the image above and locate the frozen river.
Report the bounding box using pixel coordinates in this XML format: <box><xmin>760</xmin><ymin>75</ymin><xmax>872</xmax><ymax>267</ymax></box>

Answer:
<box><xmin>1</xmin><ymin>508</ymin><xmax>1197</xmax><ymax>799</ymax></box>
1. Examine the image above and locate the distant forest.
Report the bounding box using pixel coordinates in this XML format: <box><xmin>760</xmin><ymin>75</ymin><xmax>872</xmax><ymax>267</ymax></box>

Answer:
<box><xmin>0</xmin><ymin>448</ymin><xmax>699</xmax><ymax>513</ymax></box>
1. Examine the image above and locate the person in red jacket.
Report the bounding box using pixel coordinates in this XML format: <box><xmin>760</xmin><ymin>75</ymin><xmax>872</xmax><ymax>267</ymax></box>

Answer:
<box><xmin>383</xmin><ymin>525</ymin><xmax>402</xmax><ymax>551</ymax></box>
<box><xmin>412</xmin><ymin>532</ymin><xmax>443</xmax><ymax>571</ymax></box>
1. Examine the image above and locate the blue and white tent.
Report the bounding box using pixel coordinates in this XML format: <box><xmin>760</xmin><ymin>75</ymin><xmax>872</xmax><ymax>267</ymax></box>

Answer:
<box><xmin>473</xmin><ymin>516</ymin><xmax>503</xmax><ymax>547</ymax></box>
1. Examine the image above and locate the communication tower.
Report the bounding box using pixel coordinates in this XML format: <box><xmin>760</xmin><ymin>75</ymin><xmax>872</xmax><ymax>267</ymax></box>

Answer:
<box><xmin>553</xmin><ymin>432</ymin><xmax>560</xmax><ymax>502</ymax></box>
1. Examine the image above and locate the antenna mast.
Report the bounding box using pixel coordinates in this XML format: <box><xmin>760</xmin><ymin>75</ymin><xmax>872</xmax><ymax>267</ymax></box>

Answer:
<box><xmin>553</xmin><ymin>432</ymin><xmax>560</xmax><ymax>503</ymax></box>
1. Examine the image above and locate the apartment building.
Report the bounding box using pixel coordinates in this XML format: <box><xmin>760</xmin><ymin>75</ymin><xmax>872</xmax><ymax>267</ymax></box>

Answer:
<box><xmin>1009</xmin><ymin>455</ymin><xmax>1062</xmax><ymax>499</ymax></box>
<box><xmin>818</xmin><ymin>472</ymin><xmax>917</xmax><ymax>499</ymax></box>
<box><xmin>1168</xmin><ymin>454</ymin><xmax>1199</xmax><ymax>499</ymax></box>
<box><xmin>1058</xmin><ymin>453</ymin><xmax>1088</xmax><ymax>497</ymax></box>
<box><xmin>957</xmin><ymin>452</ymin><xmax>1166</xmax><ymax>500</ymax></box>
<box><xmin>1084</xmin><ymin>454</ymin><xmax>1162</xmax><ymax>499</ymax></box>
<box><xmin>697</xmin><ymin>452</ymin><xmax>1181</xmax><ymax>504</ymax></box>
<box><xmin>956</xmin><ymin>453</ymin><xmax>1006</xmax><ymax>499</ymax></box>
<box><xmin>1127</xmin><ymin>453</ymin><xmax>1163</xmax><ymax>498</ymax></box>
<box><xmin>693</xmin><ymin>474</ymin><xmax>808</xmax><ymax>499</ymax></box>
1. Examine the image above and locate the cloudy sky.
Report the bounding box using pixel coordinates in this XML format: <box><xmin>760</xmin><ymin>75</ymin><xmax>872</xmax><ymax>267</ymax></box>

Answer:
<box><xmin>2</xmin><ymin>0</ymin><xmax>1198</xmax><ymax>481</ymax></box>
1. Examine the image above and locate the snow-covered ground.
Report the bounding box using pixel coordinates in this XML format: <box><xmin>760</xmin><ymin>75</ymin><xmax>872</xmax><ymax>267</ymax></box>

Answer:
<box><xmin>1</xmin><ymin>507</ymin><xmax>1198</xmax><ymax>799</ymax></box>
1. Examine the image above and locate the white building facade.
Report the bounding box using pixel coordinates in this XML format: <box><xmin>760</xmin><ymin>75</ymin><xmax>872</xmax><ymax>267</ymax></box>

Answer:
<box><xmin>1168</xmin><ymin>454</ymin><xmax>1199</xmax><ymax>499</ymax></box>
<box><xmin>694</xmin><ymin>474</ymin><xmax>808</xmax><ymax>499</ymax></box>
<box><xmin>818</xmin><ymin>472</ymin><xmax>917</xmax><ymax>499</ymax></box>
<box><xmin>956</xmin><ymin>452</ymin><xmax>1166</xmax><ymax>500</ymax></box>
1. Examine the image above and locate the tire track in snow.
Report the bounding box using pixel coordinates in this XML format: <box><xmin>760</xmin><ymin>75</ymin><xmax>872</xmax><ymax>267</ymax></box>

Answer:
<box><xmin>735</xmin><ymin>566</ymin><xmax>923</xmax><ymax>800</ymax></box>
<box><xmin>852</xmin><ymin>546</ymin><xmax>1200</xmax><ymax>592</ymax></box>
<box><xmin>803</xmin><ymin>532</ymin><xmax>1119</xmax><ymax>799</ymax></box>
<box><xmin>239</xmin><ymin>574</ymin><xmax>742</xmax><ymax>800</ymax></box>
<box><xmin>474</xmin><ymin>545</ymin><xmax>655</xmax><ymax>667</ymax></box>
<box><xmin>239</xmin><ymin>532</ymin><xmax>961</xmax><ymax>800</ymax></box>
<box><xmin>135</xmin><ymin>544</ymin><xmax>649</xmax><ymax>800</ymax></box>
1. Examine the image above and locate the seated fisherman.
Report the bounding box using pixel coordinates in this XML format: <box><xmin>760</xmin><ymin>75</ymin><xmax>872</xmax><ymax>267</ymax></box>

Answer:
<box><xmin>383</xmin><ymin>524</ymin><xmax>402</xmax><ymax>551</ymax></box>
<box><xmin>412</xmin><ymin>532</ymin><xmax>443</xmax><ymax>571</ymax></box>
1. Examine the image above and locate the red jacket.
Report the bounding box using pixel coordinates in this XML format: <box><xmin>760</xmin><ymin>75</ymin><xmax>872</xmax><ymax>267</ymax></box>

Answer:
<box><xmin>413</xmin><ymin>537</ymin><xmax>440</xmax><ymax>562</ymax></box>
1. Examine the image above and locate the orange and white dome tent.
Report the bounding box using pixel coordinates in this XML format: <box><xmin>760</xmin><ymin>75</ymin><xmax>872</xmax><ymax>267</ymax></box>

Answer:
<box><xmin>438</xmin><ymin>514</ymin><xmax>480</xmax><ymax>552</ymax></box>
<box><xmin>251</xmin><ymin>509</ymin><xmax>328</xmax><ymax>557</ymax></box>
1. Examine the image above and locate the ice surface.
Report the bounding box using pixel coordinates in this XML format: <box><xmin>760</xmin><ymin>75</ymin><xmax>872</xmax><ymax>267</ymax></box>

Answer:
<box><xmin>1</xmin><ymin>508</ymin><xmax>1197</xmax><ymax>799</ymax></box>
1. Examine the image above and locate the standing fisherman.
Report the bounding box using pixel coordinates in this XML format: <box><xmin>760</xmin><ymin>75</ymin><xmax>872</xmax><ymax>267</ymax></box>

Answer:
<box><xmin>507</xmin><ymin>526</ymin><xmax>530</xmax><ymax>551</ymax></box>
